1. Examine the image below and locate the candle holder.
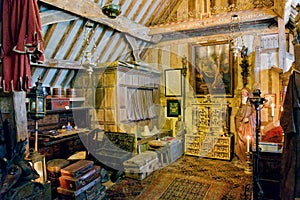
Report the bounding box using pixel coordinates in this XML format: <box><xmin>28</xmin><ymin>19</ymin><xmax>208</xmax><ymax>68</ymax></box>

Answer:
<box><xmin>244</xmin><ymin>151</ymin><xmax>252</xmax><ymax>174</ymax></box>
<box><xmin>249</xmin><ymin>88</ymin><xmax>266</xmax><ymax>199</ymax></box>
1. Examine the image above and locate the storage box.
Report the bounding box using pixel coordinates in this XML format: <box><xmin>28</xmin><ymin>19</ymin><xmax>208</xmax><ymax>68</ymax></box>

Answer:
<box><xmin>149</xmin><ymin>145</ymin><xmax>169</xmax><ymax>167</ymax></box>
<box><xmin>46</xmin><ymin>98</ymin><xmax>70</xmax><ymax>110</ymax></box>
<box><xmin>59</xmin><ymin>165</ymin><xmax>101</xmax><ymax>190</ymax></box>
<box><xmin>161</xmin><ymin>137</ymin><xmax>184</xmax><ymax>163</ymax></box>
<box><xmin>259</xmin><ymin>142</ymin><xmax>280</xmax><ymax>152</ymax></box>
<box><xmin>123</xmin><ymin>151</ymin><xmax>160</xmax><ymax>180</ymax></box>
<box><xmin>96</xmin><ymin>148</ymin><xmax>132</xmax><ymax>171</ymax></box>
<box><xmin>57</xmin><ymin>177</ymin><xmax>105</xmax><ymax>200</ymax></box>
<box><xmin>61</xmin><ymin>160</ymin><xmax>94</xmax><ymax>178</ymax></box>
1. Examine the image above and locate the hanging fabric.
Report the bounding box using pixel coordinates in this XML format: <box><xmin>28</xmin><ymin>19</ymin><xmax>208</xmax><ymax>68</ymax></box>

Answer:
<box><xmin>280</xmin><ymin>70</ymin><xmax>300</xmax><ymax>200</ymax></box>
<box><xmin>1</xmin><ymin>0</ymin><xmax>44</xmax><ymax>92</ymax></box>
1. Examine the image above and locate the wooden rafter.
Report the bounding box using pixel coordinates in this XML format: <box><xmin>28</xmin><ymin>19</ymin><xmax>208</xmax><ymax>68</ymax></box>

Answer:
<box><xmin>43</xmin><ymin>24</ymin><xmax>57</xmax><ymax>49</ymax></box>
<box><xmin>146</xmin><ymin>0</ymin><xmax>166</xmax><ymax>27</ymax></box>
<box><xmin>63</xmin><ymin>21</ymin><xmax>86</xmax><ymax>60</ymax></box>
<box><xmin>51</xmin><ymin>20</ymin><xmax>77</xmax><ymax>58</ymax></box>
<box><xmin>166</xmin><ymin>0</ymin><xmax>184</xmax><ymax>22</ymax></box>
<box><xmin>39</xmin><ymin>0</ymin><xmax>162</xmax><ymax>43</ymax></box>
<box><xmin>91</xmin><ymin>28</ymin><xmax>107</xmax><ymax>59</ymax></box>
<box><xmin>140</xmin><ymin>0</ymin><xmax>157</xmax><ymax>25</ymax></box>
<box><xmin>40</xmin><ymin>10</ymin><xmax>79</xmax><ymax>26</ymax></box>
<box><xmin>149</xmin><ymin>7</ymin><xmax>278</xmax><ymax>35</ymax></box>
<box><xmin>107</xmin><ymin>38</ymin><xmax>123</xmax><ymax>61</ymax></box>
<box><xmin>132</xmin><ymin>0</ymin><xmax>147</xmax><ymax>21</ymax></box>
<box><xmin>50</xmin><ymin>69</ymin><xmax>64</xmax><ymax>86</ymax></box>
<box><xmin>61</xmin><ymin>70</ymin><xmax>76</xmax><ymax>88</ymax></box>
<box><xmin>97</xmin><ymin>31</ymin><xmax>118</xmax><ymax>62</ymax></box>
<box><xmin>75</xmin><ymin>23</ymin><xmax>99</xmax><ymax>61</ymax></box>
<box><xmin>31</xmin><ymin>60</ymin><xmax>83</xmax><ymax>70</ymax></box>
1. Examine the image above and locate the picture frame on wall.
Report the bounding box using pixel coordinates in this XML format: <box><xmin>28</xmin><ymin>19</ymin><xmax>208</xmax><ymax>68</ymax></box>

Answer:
<box><xmin>190</xmin><ymin>41</ymin><xmax>234</xmax><ymax>97</ymax></box>
<box><xmin>167</xmin><ymin>99</ymin><xmax>181</xmax><ymax>117</ymax></box>
<box><xmin>165</xmin><ymin>69</ymin><xmax>182</xmax><ymax>97</ymax></box>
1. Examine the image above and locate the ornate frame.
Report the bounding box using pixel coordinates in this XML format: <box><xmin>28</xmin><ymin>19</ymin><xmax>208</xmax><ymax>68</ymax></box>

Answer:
<box><xmin>190</xmin><ymin>41</ymin><xmax>234</xmax><ymax>97</ymax></box>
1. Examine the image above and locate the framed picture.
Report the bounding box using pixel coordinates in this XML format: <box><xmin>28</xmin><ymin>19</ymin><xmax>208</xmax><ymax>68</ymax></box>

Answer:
<box><xmin>264</xmin><ymin>94</ymin><xmax>276</xmax><ymax>108</ymax></box>
<box><xmin>165</xmin><ymin>69</ymin><xmax>182</xmax><ymax>97</ymax></box>
<box><xmin>167</xmin><ymin>99</ymin><xmax>181</xmax><ymax>117</ymax></box>
<box><xmin>190</xmin><ymin>41</ymin><xmax>233</xmax><ymax>97</ymax></box>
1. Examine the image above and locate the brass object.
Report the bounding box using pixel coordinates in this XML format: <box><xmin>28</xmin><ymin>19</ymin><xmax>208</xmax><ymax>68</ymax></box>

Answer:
<box><xmin>244</xmin><ymin>151</ymin><xmax>252</xmax><ymax>174</ymax></box>
<box><xmin>102</xmin><ymin>3</ymin><xmax>121</xmax><ymax>19</ymax></box>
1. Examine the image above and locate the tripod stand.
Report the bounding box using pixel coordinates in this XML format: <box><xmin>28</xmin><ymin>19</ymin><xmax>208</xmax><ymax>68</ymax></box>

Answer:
<box><xmin>249</xmin><ymin>89</ymin><xmax>266</xmax><ymax>200</ymax></box>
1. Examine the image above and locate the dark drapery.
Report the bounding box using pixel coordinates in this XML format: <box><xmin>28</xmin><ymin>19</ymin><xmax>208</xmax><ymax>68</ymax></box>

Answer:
<box><xmin>280</xmin><ymin>71</ymin><xmax>300</xmax><ymax>200</ymax></box>
<box><xmin>1</xmin><ymin>0</ymin><xmax>44</xmax><ymax>92</ymax></box>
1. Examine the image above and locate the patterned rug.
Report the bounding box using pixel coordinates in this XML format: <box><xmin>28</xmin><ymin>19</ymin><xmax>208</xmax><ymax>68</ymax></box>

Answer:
<box><xmin>159</xmin><ymin>177</ymin><xmax>211</xmax><ymax>200</ymax></box>
<box><xmin>106</xmin><ymin>155</ymin><xmax>252</xmax><ymax>200</ymax></box>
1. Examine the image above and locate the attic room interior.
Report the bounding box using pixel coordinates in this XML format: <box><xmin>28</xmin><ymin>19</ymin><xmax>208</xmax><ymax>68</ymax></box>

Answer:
<box><xmin>1</xmin><ymin>0</ymin><xmax>300</xmax><ymax>199</ymax></box>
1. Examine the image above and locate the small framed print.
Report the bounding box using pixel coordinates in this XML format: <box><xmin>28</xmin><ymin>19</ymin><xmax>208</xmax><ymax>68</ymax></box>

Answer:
<box><xmin>167</xmin><ymin>99</ymin><xmax>181</xmax><ymax>117</ymax></box>
<box><xmin>165</xmin><ymin>69</ymin><xmax>182</xmax><ymax>97</ymax></box>
<box><xmin>264</xmin><ymin>94</ymin><xmax>276</xmax><ymax>108</ymax></box>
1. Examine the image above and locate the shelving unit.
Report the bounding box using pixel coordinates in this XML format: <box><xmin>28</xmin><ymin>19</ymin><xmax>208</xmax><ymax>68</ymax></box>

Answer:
<box><xmin>185</xmin><ymin>96</ymin><xmax>233</xmax><ymax>160</ymax></box>
<box><xmin>75</xmin><ymin>61</ymin><xmax>161</xmax><ymax>132</ymax></box>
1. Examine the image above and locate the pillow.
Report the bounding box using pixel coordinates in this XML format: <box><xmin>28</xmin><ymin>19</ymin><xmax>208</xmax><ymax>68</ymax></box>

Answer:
<box><xmin>148</xmin><ymin>140</ymin><xmax>167</xmax><ymax>148</ymax></box>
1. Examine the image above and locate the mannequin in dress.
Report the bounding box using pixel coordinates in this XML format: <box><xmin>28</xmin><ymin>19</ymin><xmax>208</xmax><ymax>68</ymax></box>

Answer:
<box><xmin>234</xmin><ymin>87</ymin><xmax>256</xmax><ymax>165</ymax></box>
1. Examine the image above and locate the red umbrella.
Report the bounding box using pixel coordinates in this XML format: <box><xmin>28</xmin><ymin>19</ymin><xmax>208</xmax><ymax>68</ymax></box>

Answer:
<box><xmin>1</xmin><ymin>0</ymin><xmax>44</xmax><ymax>92</ymax></box>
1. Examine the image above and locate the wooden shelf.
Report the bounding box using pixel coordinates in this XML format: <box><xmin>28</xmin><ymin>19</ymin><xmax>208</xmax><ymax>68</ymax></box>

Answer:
<box><xmin>69</xmin><ymin>97</ymin><xmax>85</xmax><ymax>102</ymax></box>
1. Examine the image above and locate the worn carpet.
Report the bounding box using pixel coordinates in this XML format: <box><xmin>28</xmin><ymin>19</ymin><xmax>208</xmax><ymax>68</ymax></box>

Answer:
<box><xmin>158</xmin><ymin>177</ymin><xmax>211</xmax><ymax>200</ymax></box>
<box><xmin>106</xmin><ymin>155</ymin><xmax>252</xmax><ymax>200</ymax></box>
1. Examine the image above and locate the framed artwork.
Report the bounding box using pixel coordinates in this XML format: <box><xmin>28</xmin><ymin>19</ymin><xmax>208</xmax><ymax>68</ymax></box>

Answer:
<box><xmin>264</xmin><ymin>94</ymin><xmax>276</xmax><ymax>108</ymax></box>
<box><xmin>191</xmin><ymin>41</ymin><xmax>234</xmax><ymax>97</ymax></box>
<box><xmin>167</xmin><ymin>99</ymin><xmax>181</xmax><ymax>117</ymax></box>
<box><xmin>165</xmin><ymin>69</ymin><xmax>182</xmax><ymax>97</ymax></box>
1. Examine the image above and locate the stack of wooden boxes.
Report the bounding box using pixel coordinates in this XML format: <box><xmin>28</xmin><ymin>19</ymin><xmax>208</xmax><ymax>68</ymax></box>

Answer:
<box><xmin>57</xmin><ymin>160</ymin><xmax>105</xmax><ymax>200</ymax></box>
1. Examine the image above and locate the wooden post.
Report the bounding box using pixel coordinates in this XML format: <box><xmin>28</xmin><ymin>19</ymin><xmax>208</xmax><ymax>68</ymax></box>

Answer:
<box><xmin>0</xmin><ymin>91</ymin><xmax>29</xmax><ymax>155</ymax></box>
<box><xmin>13</xmin><ymin>91</ymin><xmax>29</xmax><ymax>141</ymax></box>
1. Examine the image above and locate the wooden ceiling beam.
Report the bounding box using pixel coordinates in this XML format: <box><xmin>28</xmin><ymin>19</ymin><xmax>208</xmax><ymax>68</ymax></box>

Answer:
<box><xmin>39</xmin><ymin>0</ymin><xmax>162</xmax><ymax>43</ymax></box>
<box><xmin>31</xmin><ymin>59</ymin><xmax>84</xmax><ymax>70</ymax></box>
<box><xmin>40</xmin><ymin>10</ymin><xmax>79</xmax><ymax>26</ymax></box>
<box><xmin>149</xmin><ymin>7</ymin><xmax>278</xmax><ymax>35</ymax></box>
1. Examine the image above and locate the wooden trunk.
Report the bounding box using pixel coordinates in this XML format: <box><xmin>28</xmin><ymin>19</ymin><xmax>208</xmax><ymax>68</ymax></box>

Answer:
<box><xmin>59</xmin><ymin>165</ymin><xmax>101</xmax><ymax>190</ymax></box>
<box><xmin>57</xmin><ymin>177</ymin><xmax>105</xmax><ymax>200</ymax></box>
<box><xmin>46</xmin><ymin>98</ymin><xmax>70</xmax><ymax>110</ymax></box>
<box><xmin>60</xmin><ymin>160</ymin><xmax>94</xmax><ymax>178</ymax></box>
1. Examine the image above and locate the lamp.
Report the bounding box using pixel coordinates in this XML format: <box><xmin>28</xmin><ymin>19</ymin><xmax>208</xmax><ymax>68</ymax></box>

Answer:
<box><xmin>81</xmin><ymin>20</ymin><xmax>96</xmax><ymax>77</ymax></box>
<box><xmin>80</xmin><ymin>20</ymin><xmax>97</xmax><ymax>128</ymax></box>
<box><xmin>249</xmin><ymin>88</ymin><xmax>266</xmax><ymax>199</ymax></box>
<box><xmin>26</xmin><ymin>149</ymin><xmax>47</xmax><ymax>184</ymax></box>
<box><xmin>229</xmin><ymin>14</ymin><xmax>247</xmax><ymax>59</ymax></box>
<box><xmin>27</xmin><ymin>76</ymin><xmax>47</xmax><ymax>152</ymax></box>
<box><xmin>101</xmin><ymin>1</ymin><xmax>121</xmax><ymax>18</ymax></box>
